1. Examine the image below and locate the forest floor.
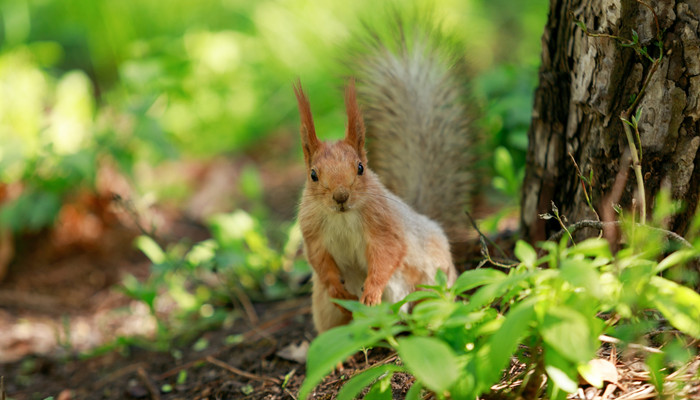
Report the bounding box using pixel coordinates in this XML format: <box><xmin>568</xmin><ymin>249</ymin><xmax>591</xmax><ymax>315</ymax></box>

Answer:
<box><xmin>0</xmin><ymin>162</ymin><xmax>698</xmax><ymax>400</ymax></box>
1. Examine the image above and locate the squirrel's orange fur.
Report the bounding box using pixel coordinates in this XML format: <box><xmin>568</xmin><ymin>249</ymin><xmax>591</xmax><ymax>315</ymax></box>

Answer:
<box><xmin>295</xmin><ymin>79</ymin><xmax>458</xmax><ymax>333</ymax></box>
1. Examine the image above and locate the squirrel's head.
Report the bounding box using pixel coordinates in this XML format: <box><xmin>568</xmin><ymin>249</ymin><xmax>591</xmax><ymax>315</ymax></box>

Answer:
<box><xmin>294</xmin><ymin>79</ymin><xmax>369</xmax><ymax>213</ymax></box>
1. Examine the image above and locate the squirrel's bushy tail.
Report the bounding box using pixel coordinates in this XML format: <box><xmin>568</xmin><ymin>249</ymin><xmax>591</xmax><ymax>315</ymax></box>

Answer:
<box><xmin>351</xmin><ymin>18</ymin><xmax>473</xmax><ymax>240</ymax></box>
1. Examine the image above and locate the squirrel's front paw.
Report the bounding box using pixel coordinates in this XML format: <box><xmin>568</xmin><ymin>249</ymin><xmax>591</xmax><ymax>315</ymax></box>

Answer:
<box><xmin>360</xmin><ymin>290</ymin><xmax>382</xmax><ymax>306</ymax></box>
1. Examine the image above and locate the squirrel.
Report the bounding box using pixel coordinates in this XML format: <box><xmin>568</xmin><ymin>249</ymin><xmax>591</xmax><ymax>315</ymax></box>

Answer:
<box><xmin>294</xmin><ymin>22</ymin><xmax>472</xmax><ymax>333</ymax></box>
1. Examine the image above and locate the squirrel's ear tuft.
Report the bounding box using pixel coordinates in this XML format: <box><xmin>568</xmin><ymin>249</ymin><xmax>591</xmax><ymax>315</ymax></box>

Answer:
<box><xmin>344</xmin><ymin>78</ymin><xmax>367</xmax><ymax>162</ymax></box>
<box><xmin>293</xmin><ymin>79</ymin><xmax>320</xmax><ymax>167</ymax></box>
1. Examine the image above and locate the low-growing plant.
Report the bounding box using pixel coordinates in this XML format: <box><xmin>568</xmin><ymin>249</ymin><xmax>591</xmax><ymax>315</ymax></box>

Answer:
<box><xmin>120</xmin><ymin>209</ymin><xmax>308</xmax><ymax>349</ymax></box>
<box><xmin>299</xmin><ymin>219</ymin><xmax>700</xmax><ymax>399</ymax></box>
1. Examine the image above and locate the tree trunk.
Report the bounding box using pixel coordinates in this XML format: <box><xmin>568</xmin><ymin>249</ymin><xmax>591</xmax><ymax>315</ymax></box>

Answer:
<box><xmin>522</xmin><ymin>0</ymin><xmax>700</xmax><ymax>243</ymax></box>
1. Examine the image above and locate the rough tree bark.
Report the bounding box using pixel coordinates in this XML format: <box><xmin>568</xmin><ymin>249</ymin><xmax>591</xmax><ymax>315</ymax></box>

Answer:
<box><xmin>522</xmin><ymin>0</ymin><xmax>700</xmax><ymax>243</ymax></box>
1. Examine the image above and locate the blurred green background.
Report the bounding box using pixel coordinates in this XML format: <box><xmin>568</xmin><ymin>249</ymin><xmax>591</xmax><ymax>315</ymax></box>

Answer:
<box><xmin>0</xmin><ymin>0</ymin><xmax>546</xmax><ymax>232</ymax></box>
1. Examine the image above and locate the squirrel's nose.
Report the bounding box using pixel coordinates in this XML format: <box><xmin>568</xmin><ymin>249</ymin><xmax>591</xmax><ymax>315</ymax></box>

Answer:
<box><xmin>333</xmin><ymin>189</ymin><xmax>349</xmax><ymax>204</ymax></box>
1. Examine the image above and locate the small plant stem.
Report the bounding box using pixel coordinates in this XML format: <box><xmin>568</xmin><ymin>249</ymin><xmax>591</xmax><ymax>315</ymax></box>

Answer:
<box><xmin>568</xmin><ymin>153</ymin><xmax>600</xmax><ymax>222</ymax></box>
<box><xmin>621</xmin><ymin>112</ymin><xmax>647</xmax><ymax>225</ymax></box>
<box><xmin>386</xmin><ymin>335</ymin><xmax>400</xmax><ymax>348</ymax></box>
<box><xmin>627</xmin><ymin>57</ymin><xmax>661</xmax><ymax>114</ymax></box>
<box><xmin>551</xmin><ymin>202</ymin><xmax>575</xmax><ymax>245</ymax></box>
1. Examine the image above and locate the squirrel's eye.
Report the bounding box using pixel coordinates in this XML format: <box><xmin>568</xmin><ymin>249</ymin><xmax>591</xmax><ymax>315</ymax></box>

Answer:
<box><xmin>357</xmin><ymin>162</ymin><xmax>364</xmax><ymax>176</ymax></box>
<box><xmin>310</xmin><ymin>169</ymin><xmax>318</xmax><ymax>182</ymax></box>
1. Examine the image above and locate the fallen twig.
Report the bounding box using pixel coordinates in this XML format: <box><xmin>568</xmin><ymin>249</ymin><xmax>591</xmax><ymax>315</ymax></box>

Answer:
<box><xmin>137</xmin><ymin>366</ymin><xmax>161</xmax><ymax>400</ymax></box>
<box><xmin>464</xmin><ymin>211</ymin><xmax>518</xmax><ymax>268</ymax></box>
<box><xmin>599</xmin><ymin>334</ymin><xmax>664</xmax><ymax>354</ymax></box>
<box><xmin>94</xmin><ymin>362</ymin><xmax>148</xmax><ymax>390</ymax></box>
<box><xmin>206</xmin><ymin>356</ymin><xmax>281</xmax><ymax>384</ymax></box>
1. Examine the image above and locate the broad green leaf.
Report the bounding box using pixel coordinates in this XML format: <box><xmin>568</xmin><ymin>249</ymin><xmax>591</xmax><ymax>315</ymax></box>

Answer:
<box><xmin>405</xmin><ymin>381</ymin><xmax>423</xmax><ymax>400</ymax></box>
<box><xmin>544</xmin><ymin>346</ymin><xmax>579</xmax><ymax>394</ymax></box>
<box><xmin>653</xmin><ymin>249</ymin><xmax>697</xmax><ymax>274</ymax></box>
<box><xmin>402</xmin><ymin>290</ymin><xmax>440</xmax><ymax>304</ymax></box>
<box><xmin>299</xmin><ymin>322</ymin><xmax>385</xmax><ymax>399</ymax></box>
<box><xmin>466</xmin><ymin>270</ymin><xmax>534</xmax><ymax>312</ymax></box>
<box><xmin>559</xmin><ymin>259</ymin><xmax>602</xmax><ymax>298</ymax></box>
<box><xmin>545</xmin><ymin>365</ymin><xmax>579</xmax><ymax>394</ymax></box>
<box><xmin>494</xmin><ymin>146</ymin><xmax>514</xmax><ymax>179</ymax></box>
<box><xmin>452</xmin><ymin>268</ymin><xmax>506</xmax><ymax>295</ymax></box>
<box><xmin>514</xmin><ymin>240</ymin><xmax>537</xmax><ymax>267</ymax></box>
<box><xmin>566</xmin><ymin>238</ymin><xmax>612</xmax><ymax>259</ymax></box>
<box><xmin>479</xmin><ymin>297</ymin><xmax>536</xmax><ymax>385</ymax></box>
<box><xmin>649</xmin><ymin>276</ymin><xmax>700</xmax><ymax>338</ymax></box>
<box><xmin>397</xmin><ymin>336</ymin><xmax>459</xmax><ymax>394</ymax></box>
<box><xmin>332</xmin><ymin>299</ymin><xmax>365</xmax><ymax>314</ymax></box>
<box><xmin>411</xmin><ymin>299</ymin><xmax>457</xmax><ymax>330</ymax></box>
<box><xmin>365</xmin><ymin>374</ymin><xmax>393</xmax><ymax>400</ymax></box>
<box><xmin>135</xmin><ymin>235</ymin><xmax>166</xmax><ymax>264</ymax></box>
<box><xmin>337</xmin><ymin>364</ymin><xmax>404</xmax><ymax>400</ymax></box>
<box><xmin>540</xmin><ymin>306</ymin><xmax>596</xmax><ymax>364</ymax></box>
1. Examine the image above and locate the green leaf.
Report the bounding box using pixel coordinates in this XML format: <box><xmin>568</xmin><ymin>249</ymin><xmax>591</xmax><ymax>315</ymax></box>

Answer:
<box><xmin>405</xmin><ymin>381</ymin><xmax>423</xmax><ymax>400</ymax></box>
<box><xmin>337</xmin><ymin>364</ymin><xmax>404</xmax><ymax>400</ymax></box>
<box><xmin>410</xmin><ymin>299</ymin><xmax>457</xmax><ymax>330</ymax></box>
<box><xmin>452</xmin><ymin>268</ymin><xmax>506</xmax><ymax>295</ymax></box>
<box><xmin>466</xmin><ymin>270</ymin><xmax>534</xmax><ymax>312</ymax></box>
<box><xmin>135</xmin><ymin>235</ymin><xmax>166</xmax><ymax>264</ymax></box>
<box><xmin>397</xmin><ymin>336</ymin><xmax>460</xmax><ymax>394</ymax></box>
<box><xmin>479</xmin><ymin>297</ymin><xmax>536</xmax><ymax>385</ymax></box>
<box><xmin>365</xmin><ymin>374</ymin><xmax>393</xmax><ymax>400</ymax></box>
<box><xmin>567</xmin><ymin>238</ymin><xmax>612</xmax><ymax>259</ymax></box>
<box><xmin>494</xmin><ymin>146</ymin><xmax>514</xmax><ymax>179</ymax></box>
<box><xmin>402</xmin><ymin>290</ymin><xmax>440</xmax><ymax>303</ymax></box>
<box><xmin>540</xmin><ymin>306</ymin><xmax>596</xmax><ymax>364</ymax></box>
<box><xmin>559</xmin><ymin>259</ymin><xmax>602</xmax><ymax>298</ymax></box>
<box><xmin>649</xmin><ymin>276</ymin><xmax>700</xmax><ymax>338</ymax></box>
<box><xmin>653</xmin><ymin>249</ymin><xmax>697</xmax><ymax>274</ymax></box>
<box><xmin>514</xmin><ymin>240</ymin><xmax>537</xmax><ymax>267</ymax></box>
<box><xmin>299</xmin><ymin>322</ymin><xmax>385</xmax><ymax>399</ymax></box>
<box><xmin>544</xmin><ymin>346</ymin><xmax>579</xmax><ymax>394</ymax></box>
<box><xmin>332</xmin><ymin>299</ymin><xmax>365</xmax><ymax>314</ymax></box>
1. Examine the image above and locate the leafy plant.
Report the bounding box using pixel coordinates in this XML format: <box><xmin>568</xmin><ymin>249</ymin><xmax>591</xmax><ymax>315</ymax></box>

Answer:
<box><xmin>120</xmin><ymin>209</ymin><xmax>308</xmax><ymax>349</ymax></box>
<box><xmin>300</xmin><ymin>222</ymin><xmax>700</xmax><ymax>399</ymax></box>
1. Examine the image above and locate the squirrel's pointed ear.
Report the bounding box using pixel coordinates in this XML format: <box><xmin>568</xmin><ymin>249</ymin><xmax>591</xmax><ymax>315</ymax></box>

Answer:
<box><xmin>293</xmin><ymin>79</ymin><xmax>320</xmax><ymax>167</ymax></box>
<box><xmin>344</xmin><ymin>78</ymin><xmax>367</xmax><ymax>162</ymax></box>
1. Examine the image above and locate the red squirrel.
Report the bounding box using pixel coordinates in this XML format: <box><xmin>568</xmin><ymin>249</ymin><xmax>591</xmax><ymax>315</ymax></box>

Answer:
<box><xmin>294</xmin><ymin>26</ymin><xmax>472</xmax><ymax>333</ymax></box>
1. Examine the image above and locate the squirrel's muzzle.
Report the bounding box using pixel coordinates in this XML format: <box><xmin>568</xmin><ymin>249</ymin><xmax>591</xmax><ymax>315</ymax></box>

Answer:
<box><xmin>333</xmin><ymin>189</ymin><xmax>349</xmax><ymax>205</ymax></box>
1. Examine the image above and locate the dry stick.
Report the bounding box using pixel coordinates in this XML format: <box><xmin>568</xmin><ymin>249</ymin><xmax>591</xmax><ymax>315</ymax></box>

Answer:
<box><xmin>598</xmin><ymin>334</ymin><xmax>664</xmax><ymax>354</ymax></box>
<box><xmin>464</xmin><ymin>211</ymin><xmax>518</xmax><ymax>268</ymax></box>
<box><xmin>94</xmin><ymin>362</ymin><xmax>148</xmax><ymax>391</ymax></box>
<box><xmin>231</xmin><ymin>283</ymin><xmax>259</xmax><ymax>326</ymax></box>
<box><xmin>137</xmin><ymin>367</ymin><xmax>161</xmax><ymax>400</ymax></box>
<box><xmin>206</xmin><ymin>356</ymin><xmax>281</xmax><ymax>384</ymax></box>
<box><xmin>111</xmin><ymin>194</ymin><xmax>159</xmax><ymax>239</ymax></box>
<box><xmin>547</xmin><ymin>219</ymin><xmax>692</xmax><ymax>248</ymax></box>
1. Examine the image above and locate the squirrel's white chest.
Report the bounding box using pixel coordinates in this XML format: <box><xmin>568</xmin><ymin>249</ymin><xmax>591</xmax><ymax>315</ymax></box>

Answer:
<box><xmin>322</xmin><ymin>211</ymin><xmax>367</xmax><ymax>296</ymax></box>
